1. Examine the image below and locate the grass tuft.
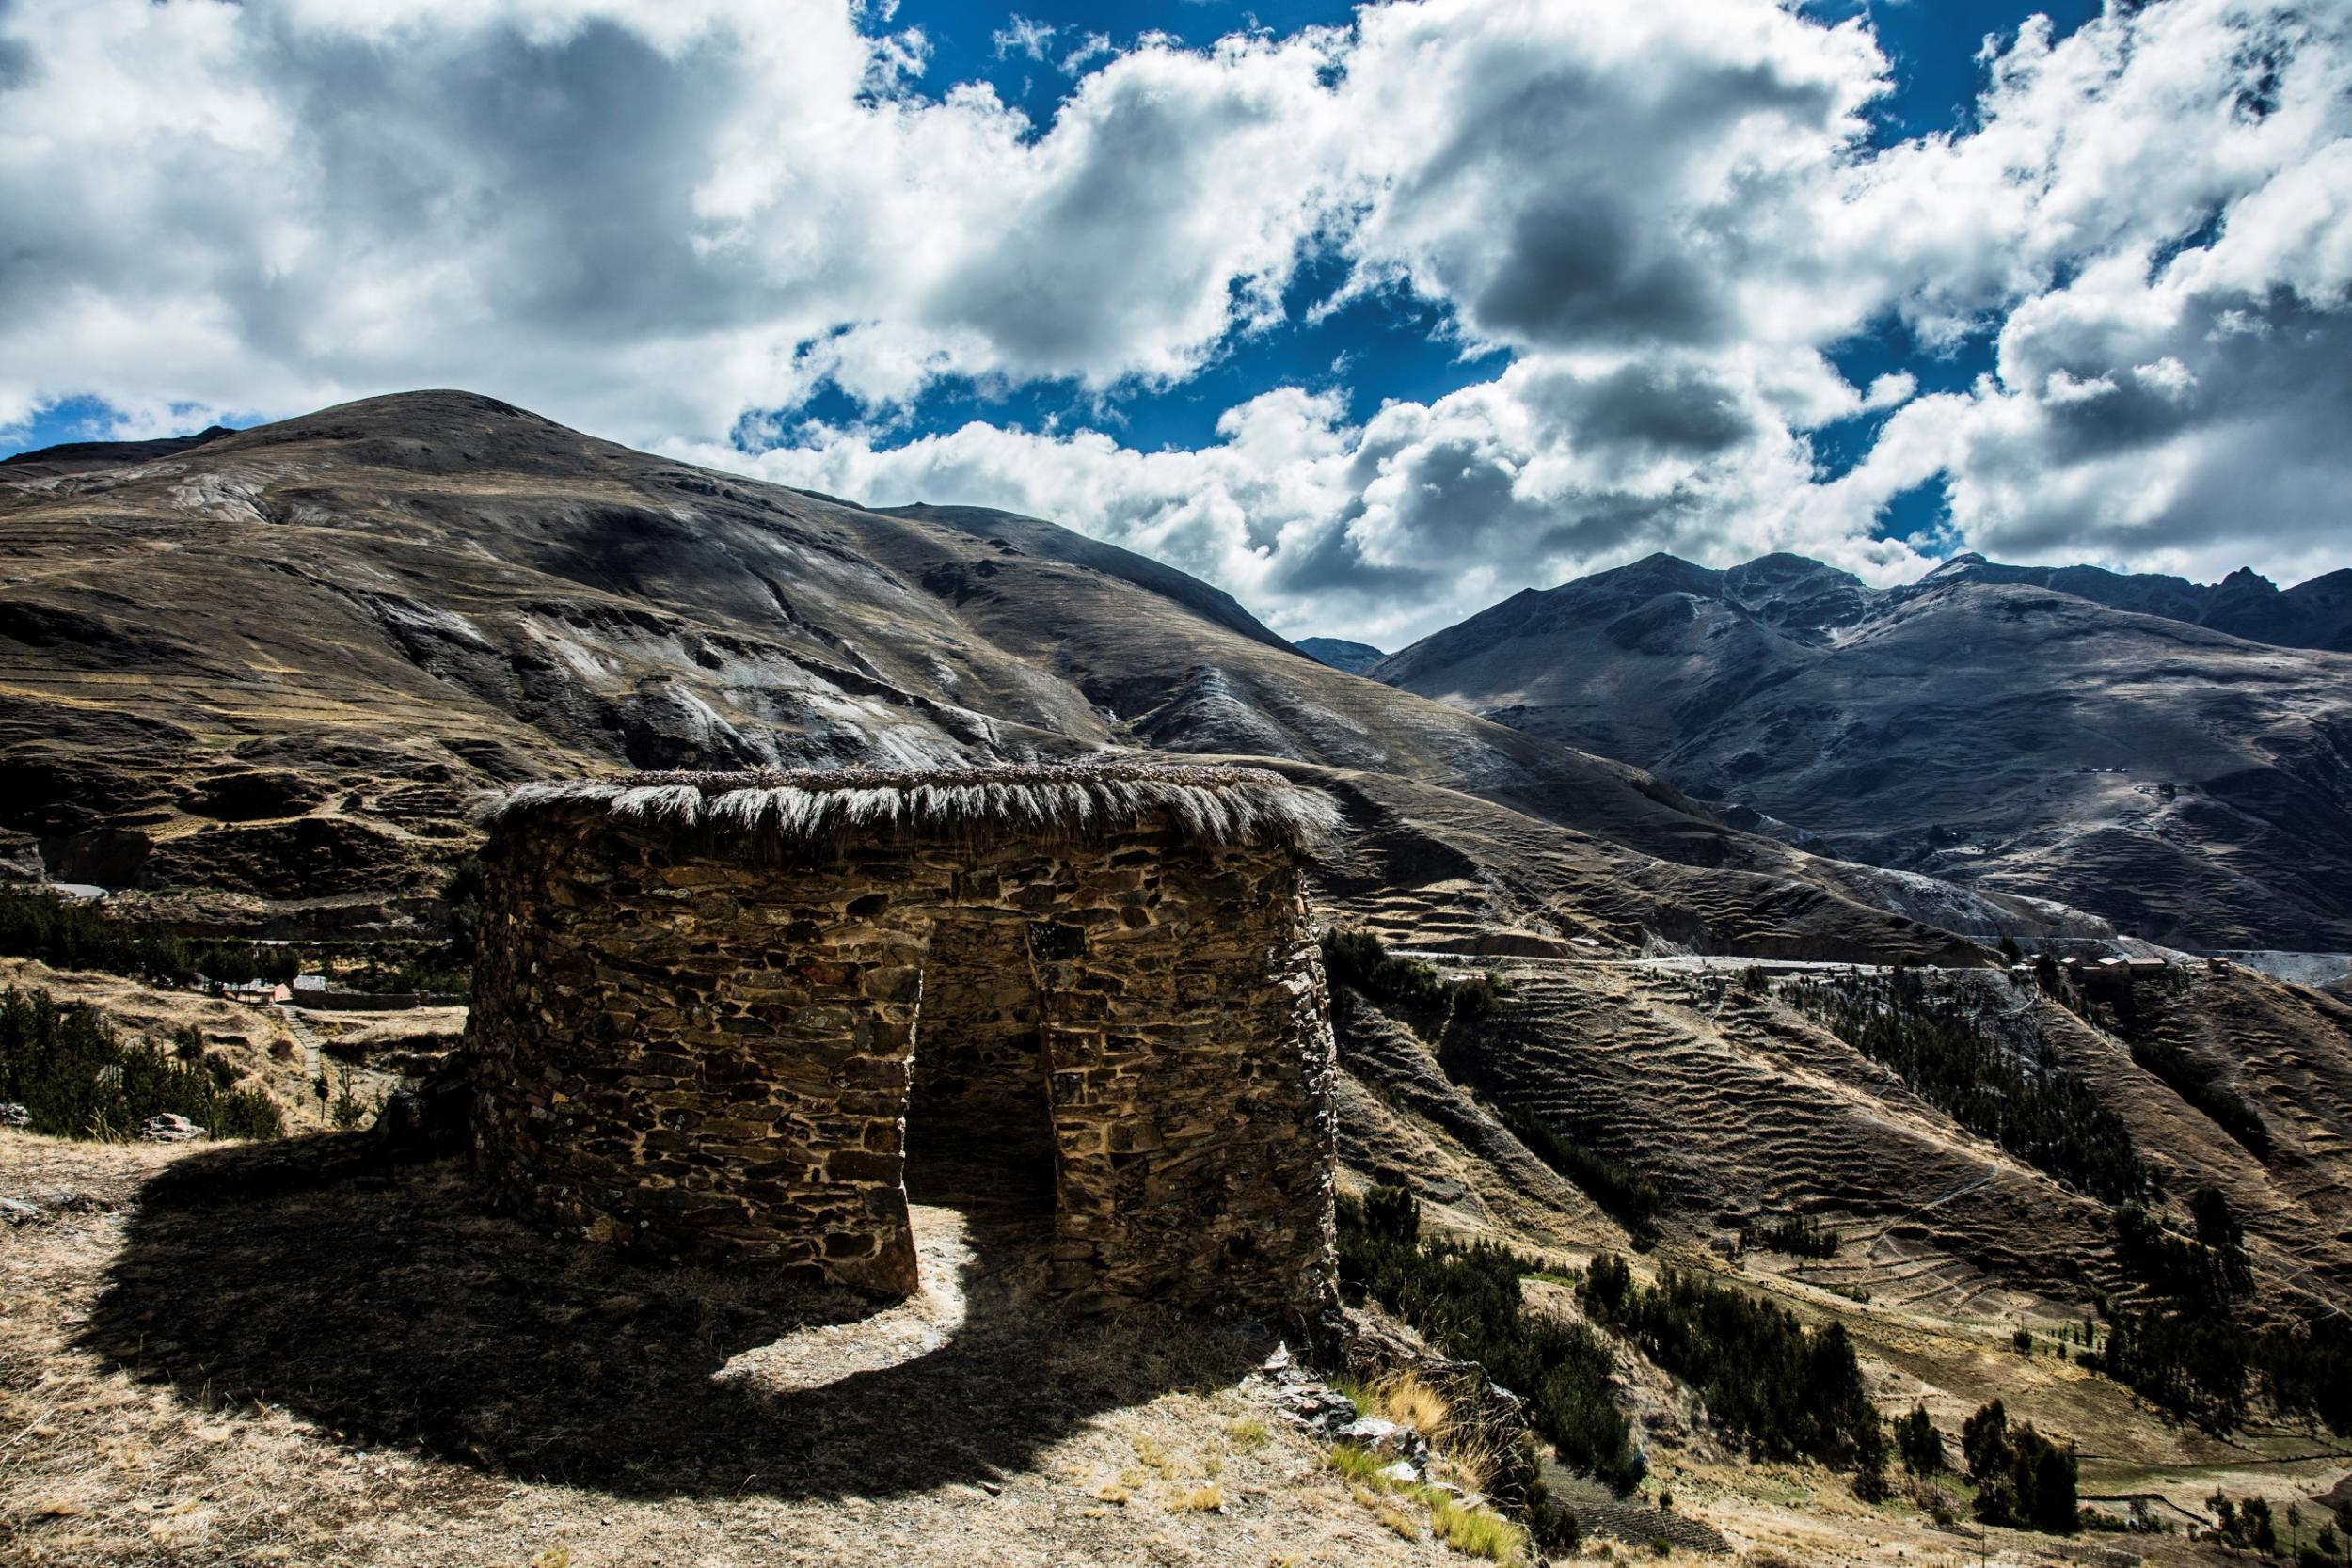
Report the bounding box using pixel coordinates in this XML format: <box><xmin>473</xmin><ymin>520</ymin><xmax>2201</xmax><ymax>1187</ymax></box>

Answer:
<box><xmin>1225</xmin><ymin>1416</ymin><xmax>1271</xmax><ymax>1450</ymax></box>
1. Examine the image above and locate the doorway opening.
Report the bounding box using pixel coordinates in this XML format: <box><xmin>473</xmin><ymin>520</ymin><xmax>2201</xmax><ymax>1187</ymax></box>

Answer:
<box><xmin>901</xmin><ymin>916</ymin><xmax>1059</xmax><ymax>1245</ymax></box>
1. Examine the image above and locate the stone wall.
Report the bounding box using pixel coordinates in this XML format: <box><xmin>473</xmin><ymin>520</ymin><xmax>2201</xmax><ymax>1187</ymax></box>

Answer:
<box><xmin>466</xmin><ymin>804</ymin><xmax>1338</xmax><ymax>1322</ymax></box>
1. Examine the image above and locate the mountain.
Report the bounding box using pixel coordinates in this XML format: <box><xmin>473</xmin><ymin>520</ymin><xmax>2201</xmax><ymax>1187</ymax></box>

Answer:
<box><xmin>1372</xmin><ymin>551</ymin><xmax>2352</xmax><ymax>950</ymax></box>
<box><xmin>1296</xmin><ymin>637</ymin><xmax>1387</xmax><ymax>673</ymax></box>
<box><xmin>0</xmin><ymin>390</ymin><xmax>1993</xmax><ymax>954</ymax></box>
<box><xmin>1917</xmin><ymin>552</ymin><xmax>2352</xmax><ymax>653</ymax></box>
<box><xmin>0</xmin><ymin>422</ymin><xmax>237</xmax><ymax>480</ymax></box>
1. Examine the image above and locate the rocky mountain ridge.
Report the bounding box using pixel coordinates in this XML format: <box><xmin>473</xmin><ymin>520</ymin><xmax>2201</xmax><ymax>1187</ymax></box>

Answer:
<box><xmin>7</xmin><ymin>390</ymin><xmax>2351</xmax><ymax>1554</ymax></box>
<box><xmin>1296</xmin><ymin>637</ymin><xmax>1387</xmax><ymax>673</ymax></box>
<box><xmin>1370</xmin><ymin>549</ymin><xmax>2352</xmax><ymax>950</ymax></box>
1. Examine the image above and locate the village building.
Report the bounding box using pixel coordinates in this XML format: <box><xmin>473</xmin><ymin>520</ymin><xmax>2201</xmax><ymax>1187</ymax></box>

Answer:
<box><xmin>463</xmin><ymin>760</ymin><xmax>1343</xmax><ymax>1323</ymax></box>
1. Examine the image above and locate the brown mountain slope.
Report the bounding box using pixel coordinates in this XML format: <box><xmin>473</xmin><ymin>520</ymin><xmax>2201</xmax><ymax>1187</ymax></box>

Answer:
<box><xmin>0</xmin><ymin>389</ymin><xmax>2026</xmax><ymax>954</ymax></box>
<box><xmin>5</xmin><ymin>390</ymin><xmax>2350</xmax><ymax>1545</ymax></box>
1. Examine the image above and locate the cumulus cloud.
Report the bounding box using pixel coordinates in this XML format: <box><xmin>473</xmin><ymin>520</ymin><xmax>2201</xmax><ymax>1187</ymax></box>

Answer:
<box><xmin>687</xmin><ymin>351</ymin><xmax>1870</xmax><ymax>644</ymax></box>
<box><xmin>2</xmin><ymin>0</ymin><xmax>2347</xmax><ymax>641</ymax></box>
<box><xmin>0</xmin><ymin>0</ymin><xmax>1341</xmax><ymax>436</ymax></box>
<box><xmin>1828</xmin><ymin>0</ymin><xmax>2352</xmax><ymax>591</ymax></box>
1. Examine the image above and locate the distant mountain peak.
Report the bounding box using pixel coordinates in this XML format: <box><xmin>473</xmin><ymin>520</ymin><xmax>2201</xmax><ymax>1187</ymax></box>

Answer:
<box><xmin>1295</xmin><ymin>637</ymin><xmax>1386</xmax><ymax>674</ymax></box>
<box><xmin>1919</xmin><ymin>551</ymin><xmax>1988</xmax><ymax>582</ymax></box>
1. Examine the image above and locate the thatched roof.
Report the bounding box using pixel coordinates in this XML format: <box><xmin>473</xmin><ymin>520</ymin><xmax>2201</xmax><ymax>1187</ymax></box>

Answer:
<box><xmin>475</xmin><ymin>760</ymin><xmax>1341</xmax><ymax>850</ymax></box>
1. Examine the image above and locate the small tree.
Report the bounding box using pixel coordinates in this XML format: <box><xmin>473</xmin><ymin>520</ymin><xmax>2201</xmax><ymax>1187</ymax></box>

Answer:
<box><xmin>1361</xmin><ymin>1183</ymin><xmax>1420</xmax><ymax>1244</ymax></box>
<box><xmin>1963</xmin><ymin>1400</ymin><xmax>2015</xmax><ymax>1523</ymax></box>
<box><xmin>2019</xmin><ymin>1427</ymin><xmax>2078</xmax><ymax>1533</ymax></box>
<box><xmin>2243</xmin><ymin>1497</ymin><xmax>2277</xmax><ymax>1556</ymax></box>
<box><xmin>1898</xmin><ymin>1403</ymin><xmax>1946</xmax><ymax>1475</ymax></box>
<box><xmin>1851</xmin><ymin>1405</ymin><xmax>1891</xmax><ymax>1501</ymax></box>
<box><xmin>328</xmin><ymin>1073</ymin><xmax>370</xmax><ymax>1131</ymax></box>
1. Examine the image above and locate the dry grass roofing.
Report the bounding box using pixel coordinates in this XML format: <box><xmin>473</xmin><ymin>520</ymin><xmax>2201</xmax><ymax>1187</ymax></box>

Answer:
<box><xmin>469</xmin><ymin>758</ymin><xmax>1343</xmax><ymax>850</ymax></box>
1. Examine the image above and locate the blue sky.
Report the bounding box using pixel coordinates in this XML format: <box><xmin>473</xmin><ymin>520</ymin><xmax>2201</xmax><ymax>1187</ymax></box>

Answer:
<box><xmin>3</xmin><ymin>0</ymin><xmax>2343</xmax><ymax>643</ymax></box>
<box><xmin>776</xmin><ymin>0</ymin><xmax>2102</xmax><ymax>466</ymax></box>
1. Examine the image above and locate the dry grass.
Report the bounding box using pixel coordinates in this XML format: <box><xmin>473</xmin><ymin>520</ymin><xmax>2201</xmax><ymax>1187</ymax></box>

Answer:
<box><xmin>0</xmin><ymin>1132</ymin><xmax>1437</xmax><ymax>1568</ymax></box>
<box><xmin>1367</xmin><ymin>1370</ymin><xmax>1452</xmax><ymax>1445</ymax></box>
<box><xmin>480</xmin><ymin>758</ymin><xmax>1343</xmax><ymax>850</ymax></box>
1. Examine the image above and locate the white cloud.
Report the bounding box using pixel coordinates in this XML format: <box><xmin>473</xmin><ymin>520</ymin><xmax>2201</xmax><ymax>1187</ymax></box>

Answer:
<box><xmin>1862</xmin><ymin>372</ymin><xmax>1916</xmax><ymax>411</ymax></box>
<box><xmin>686</xmin><ymin>348</ymin><xmax>1913</xmax><ymax>644</ymax></box>
<box><xmin>0</xmin><ymin>0</ymin><xmax>2345</xmax><ymax>641</ymax></box>
<box><xmin>990</xmin><ymin>13</ymin><xmax>1053</xmax><ymax>61</ymax></box>
<box><xmin>1831</xmin><ymin>0</ymin><xmax>2352</xmax><ymax>589</ymax></box>
<box><xmin>1058</xmin><ymin>32</ymin><xmax>1114</xmax><ymax>74</ymax></box>
<box><xmin>0</xmin><ymin>0</ymin><xmax>1342</xmax><ymax>434</ymax></box>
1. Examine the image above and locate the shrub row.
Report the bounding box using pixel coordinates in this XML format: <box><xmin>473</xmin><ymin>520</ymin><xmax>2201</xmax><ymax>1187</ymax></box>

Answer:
<box><xmin>1786</xmin><ymin>973</ymin><xmax>2149</xmax><ymax>1204</ymax></box>
<box><xmin>0</xmin><ymin>886</ymin><xmax>472</xmax><ymax>996</ymax></box>
<box><xmin>0</xmin><ymin>986</ymin><xmax>283</xmax><ymax>1140</ymax></box>
<box><xmin>1498</xmin><ymin>1105</ymin><xmax>1663</xmax><ymax>1243</ymax></box>
<box><xmin>0</xmin><ymin>887</ymin><xmax>301</xmax><ymax>985</ymax></box>
<box><xmin>1581</xmin><ymin>1255</ymin><xmax>1883</xmax><ymax>1482</ymax></box>
<box><xmin>1337</xmin><ymin>1187</ymin><xmax>1646</xmax><ymax>1494</ymax></box>
<box><xmin>2125</xmin><ymin>1036</ymin><xmax>2270</xmax><ymax>1163</ymax></box>
<box><xmin>1961</xmin><ymin>1399</ymin><xmax>2078</xmax><ymax>1532</ymax></box>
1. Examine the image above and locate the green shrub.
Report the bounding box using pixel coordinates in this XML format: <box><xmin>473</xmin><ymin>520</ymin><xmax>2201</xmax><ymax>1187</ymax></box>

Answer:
<box><xmin>1579</xmin><ymin>1256</ymin><xmax>1881</xmax><ymax>1475</ymax></box>
<box><xmin>1961</xmin><ymin>1400</ymin><xmax>2077</xmax><ymax>1533</ymax></box>
<box><xmin>1337</xmin><ymin>1186</ymin><xmax>1645</xmax><ymax>1494</ymax></box>
<box><xmin>0</xmin><ymin>886</ymin><xmax>471</xmax><ymax>997</ymax></box>
<box><xmin>2126</xmin><ymin>1036</ymin><xmax>2270</xmax><ymax>1162</ymax></box>
<box><xmin>1500</xmin><ymin>1106</ymin><xmax>1663</xmax><ymax>1242</ymax></box>
<box><xmin>1749</xmin><ymin>1212</ymin><xmax>1839</xmax><ymax>1259</ymax></box>
<box><xmin>0</xmin><ymin>987</ymin><xmax>283</xmax><ymax>1140</ymax></box>
<box><xmin>2080</xmin><ymin>1186</ymin><xmax>2352</xmax><ymax>1435</ymax></box>
<box><xmin>1898</xmin><ymin>1402</ymin><xmax>1945</xmax><ymax>1474</ymax></box>
<box><xmin>2112</xmin><ymin>1196</ymin><xmax>2249</xmax><ymax>1307</ymax></box>
<box><xmin>1323</xmin><ymin>929</ymin><xmax>1447</xmax><ymax>1011</ymax></box>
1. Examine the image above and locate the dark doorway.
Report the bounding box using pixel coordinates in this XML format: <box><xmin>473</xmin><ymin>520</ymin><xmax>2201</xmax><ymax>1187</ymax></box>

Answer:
<box><xmin>901</xmin><ymin>916</ymin><xmax>1058</xmax><ymax>1234</ymax></box>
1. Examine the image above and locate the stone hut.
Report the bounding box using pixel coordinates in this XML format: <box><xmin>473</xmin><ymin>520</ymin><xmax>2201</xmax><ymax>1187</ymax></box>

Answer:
<box><xmin>464</xmin><ymin>760</ymin><xmax>1343</xmax><ymax>1323</ymax></box>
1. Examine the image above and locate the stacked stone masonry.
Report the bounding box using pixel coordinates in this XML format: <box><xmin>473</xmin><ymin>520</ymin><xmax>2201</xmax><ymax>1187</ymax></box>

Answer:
<box><xmin>466</xmin><ymin>768</ymin><xmax>1341</xmax><ymax>1323</ymax></box>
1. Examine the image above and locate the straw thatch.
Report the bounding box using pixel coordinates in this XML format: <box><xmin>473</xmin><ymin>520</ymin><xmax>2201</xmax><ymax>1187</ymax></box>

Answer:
<box><xmin>474</xmin><ymin>759</ymin><xmax>1341</xmax><ymax>850</ymax></box>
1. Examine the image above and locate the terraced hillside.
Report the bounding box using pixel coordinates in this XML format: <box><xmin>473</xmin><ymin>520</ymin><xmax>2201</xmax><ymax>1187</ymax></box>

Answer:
<box><xmin>6</xmin><ymin>389</ymin><xmax>2352</xmax><ymax>1563</ymax></box>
